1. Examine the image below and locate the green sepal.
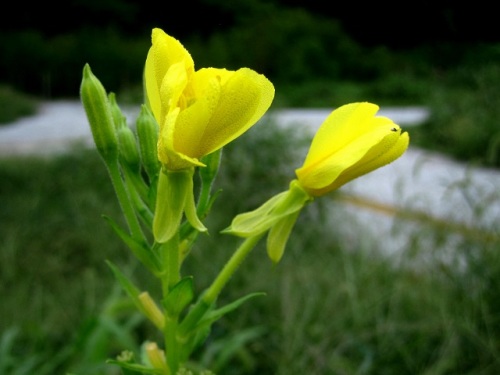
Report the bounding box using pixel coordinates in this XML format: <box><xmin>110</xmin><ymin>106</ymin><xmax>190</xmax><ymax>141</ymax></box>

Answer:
<box><xmin>183</xmin><ymin>177</ymin><xmax>208</xmax><ymax>236</ymax></box>
<box><xmin>153</xmin><ymin>168</ymin><xmax>207</xmax><ymax>243</ymax></box>
<box><xmin>223</xmin><ymin>180</ymin><xmax>312</xmax><ymax>237</ymax></box>
<box><xmin>153</xmin><ymin>169</ymin><xmax>189</xmax><ymax>243</ymax></box>
<box><xmin>162</xmin><ymin>277</ymin><xmax>195</xmax><ymax>318</ymax></box>
<box><xmin>103</xmin><ymin>215</ymin><xmax>160</xmax><ymax>275</ymax></box>
<box><xmin>267</xmin><ymin>209</ymin><xmax>301</xmax><ymax>263</ymax></box>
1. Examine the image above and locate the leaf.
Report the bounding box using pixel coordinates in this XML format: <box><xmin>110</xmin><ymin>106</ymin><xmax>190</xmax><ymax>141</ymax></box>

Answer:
<box><xmin>163</xmin><ymin>277</ymin><xmax>195</xmax><ymax>318</ymax></box>
<box><xmin>106</xmin><ymin>359</ymin><xmax>164</xmax><ymax>374</ymax></box>
<box><xmin>196</xmin><ymin>292</ymin><xmax>266</xmax><ymax>331</ymax></box>
<box><xmin>106</xmin><ymin>260</ymin><xmax>151</xmax><ymax>320</ymax></box>
<box><xmin>103</xmin><ymin>215</ymin><xmax>160</xmax><ymax>274</ymax></box>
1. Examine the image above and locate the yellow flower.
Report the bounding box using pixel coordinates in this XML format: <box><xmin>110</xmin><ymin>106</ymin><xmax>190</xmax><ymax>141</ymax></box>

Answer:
<box><xmin>225</xmin><ymin>102</ymin><xmax>409</xmax><ymax>263</ymax></box>
<box><xmin>295</xmin><ymin>102</ymin><xmax>409</xmax><ymax>196</ymax></box>
<box><xmin>144</xmin><ymin>28</ymin><xmax>275</xmax><ymax>170</ymax></box>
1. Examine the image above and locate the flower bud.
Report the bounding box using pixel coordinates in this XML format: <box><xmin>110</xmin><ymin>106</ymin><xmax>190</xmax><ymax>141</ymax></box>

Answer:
<box><xmin>108</xmin><ymin>92</ymin><xmax>127</xmax><ymax>130</ymax></box>
<box><xmin>117</xmin><ymin>126</ymin><xmax>141</xmax><ymax>172</ymax></box>
<box><xmin>144</xmin><ymin>342</ymin><xmax>168</xmax><ymax>371</ymax></box>
<box><xmin>136</xmin><ymin>105</ymin><xmax>161</xmax><ymax>180</ymax></box>
<box><xmin>80</xmin><ymin>64</ymin><xmax>119</xmax><ymax>162</ymax></box>
<box><xmin>138</xmin><ymin>291</ymin><xmax>165</xmax><ymax>330</ymax></box>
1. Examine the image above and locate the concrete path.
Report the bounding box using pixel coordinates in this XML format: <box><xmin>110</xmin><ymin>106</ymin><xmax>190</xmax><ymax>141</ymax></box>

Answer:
<box><xmin>0</xmin><ymin>101</ymin><xmax>498</xmax><ymax>261</ymax></box>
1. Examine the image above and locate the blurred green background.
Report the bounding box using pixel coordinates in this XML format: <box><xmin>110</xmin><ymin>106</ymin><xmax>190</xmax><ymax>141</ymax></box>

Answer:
<box><xmin>2</xmin><ymin>1</ymin><xmax>500</xmax><ymax>374</ymax></box>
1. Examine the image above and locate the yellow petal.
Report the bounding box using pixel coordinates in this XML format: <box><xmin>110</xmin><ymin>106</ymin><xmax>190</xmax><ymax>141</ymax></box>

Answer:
<box><xmin>323</xmin><ymin>130</ymin><xmax>409</xmax><ymax>193</ymax></box>
<box><xmin>159</xmin><ymin>61</ymin><xmax>189</xmax><ymax>116</ymax></box>
<box><xmin>145</xmin><ymin>28</ymin><xmax>194</xmax><ymax>122</ymax></box>
<box><xmin>296</xmin><ymin>119</ymin><xmax>396</xmax><ymax>189</ymax></box>
<box><xmin>173</xmin><ymin>72</ymin><xmax>222</xmax><ymax>156</ymax></box>
<box><xmin>300</xmin><ymin>102</ymin><xmax>380</xmax><ymax>170</ymax></box>
<box><xmin>295</xmin><ymin>102</ymin><xmax>410</xmax><ymax>196</ymax></box>
<box><xmin>194</xmin><ymin>67</ymin><xmax>275</xmax><ymax>156</ymax></box>
<box><xmin>157</xmin><ymin>108</ymin><xmax>205</xmax><ymax>170</ymax></box>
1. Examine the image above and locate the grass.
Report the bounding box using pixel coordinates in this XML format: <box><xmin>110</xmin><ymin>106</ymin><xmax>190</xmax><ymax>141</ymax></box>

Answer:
<box><xmin>1</xmin><ymin>116</ymin><xmax>500</xmax><ymax>374</ymax></box>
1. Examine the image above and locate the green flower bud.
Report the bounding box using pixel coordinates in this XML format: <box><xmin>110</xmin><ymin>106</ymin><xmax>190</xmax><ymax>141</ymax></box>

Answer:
<box><xmin>117</xmin><ymin>126</ymin><xmax>141</xmax><ymax>172</ymax></box>
<box><xmin>80</xmin><ymin>64</ymin><xmax>118</xmax><ymax>162</ymax></box>
<box><xmin>136</xmin><ymin>105</ymin><xmax>161</xmax><ymax>180</ymax></box>
<box><xmin>108</xmin><ymin>92</ymin><xmax>127</xmax><ymax>130</ymax></box>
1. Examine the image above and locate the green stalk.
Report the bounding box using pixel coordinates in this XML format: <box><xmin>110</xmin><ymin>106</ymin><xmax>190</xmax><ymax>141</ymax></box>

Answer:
<box><xmin>106</xmin><ymin>159</ymin><xmax>145</xmax><ymax>243</ymax></box>
<box><xmin>177</xmin><ymin>234</ymin><xmax>264</xmax><ymax>342</ymax></box>
<box><xmin>203</xmin><ymin>233</ymin><xmax>265</xmax><ymax>304</ymax></box>
<box><xmin>159</xmin><ymin>234</ymin><xmax>182</xmax><ymax>374</ymax></box>
<box><xmin>164</xmin><ymin>317</ymin><xmax>180</xmax><ymax>374</ymax></box>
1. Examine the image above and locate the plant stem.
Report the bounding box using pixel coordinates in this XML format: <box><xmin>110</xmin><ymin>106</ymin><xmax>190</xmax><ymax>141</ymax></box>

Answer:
<box><xmin>106</xmin><ymin>159</ymin><xmax>145</xmax><ymax>243</ymax></box>
<box><xmin>203</xmin><ymin>234</ymin><xmax>265</xmax><ymax>305</ymax></box>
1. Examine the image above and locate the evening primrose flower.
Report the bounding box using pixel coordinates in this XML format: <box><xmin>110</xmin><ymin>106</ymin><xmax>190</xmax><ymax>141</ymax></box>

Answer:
<box><xmin>144</xmin><ymin>27</ymin><xmax>275</xmax><ymax>171</ymax></box>
<box><xmin>224</xmin><ymin>102</ymin><xmax>409</xmax><ymax>263</ymax></box>
<box><xmin>145</xmin><ymin>28</ymin><xmax>275</xmax><ymax>243</ymax></box>
<box><xmin>295</xmin><ymin>102</ymin><xmax>409</xmax><ymax>195</ymax></box>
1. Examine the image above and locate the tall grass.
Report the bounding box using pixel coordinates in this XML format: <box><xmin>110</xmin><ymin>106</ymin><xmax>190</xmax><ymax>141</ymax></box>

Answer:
<box><xmin>1</xmin><ymin>120</ymin><xmax>500</xmax><ymax>374</ymax></box>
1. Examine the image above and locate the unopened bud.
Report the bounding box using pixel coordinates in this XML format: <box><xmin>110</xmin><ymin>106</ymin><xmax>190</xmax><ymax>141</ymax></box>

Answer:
<box><xmin>80</xmin><ymin>64</ymin><xmax>118</xmax><ymax>162</ymax></box>
<box><xmin>136</xmin><ymin>105</ymin><xmax>160</xmax><ymax>179</ymax></box>
<box><xmin>117</xmin><ymin>126</ymin><xmax>141</xmax><ymax>172</ymax></box>
<box><xmin>144</xmin><ymin>342</ymin><xmax>168</xmax><ymax>371</ymax></box>
<box><xmin>138</xmin><ymin>291</ymin><xmax>165</xmax><ymax>330</ymax></box>
<box><xmin>108</xmin><ymin>92</ymin><xmax>127</xmax><ymax>130</ymax></box>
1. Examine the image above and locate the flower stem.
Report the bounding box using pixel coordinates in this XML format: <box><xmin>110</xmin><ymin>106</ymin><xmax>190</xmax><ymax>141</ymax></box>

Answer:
<box><xmin>203</xmin><ymin>233</ymin><xmax>265</xmax><ymax>305</ymax></box>
<box><xmin>106</xmin><ymin>159</ymin><xmax>145</xmax><ymax>243</ymax></box>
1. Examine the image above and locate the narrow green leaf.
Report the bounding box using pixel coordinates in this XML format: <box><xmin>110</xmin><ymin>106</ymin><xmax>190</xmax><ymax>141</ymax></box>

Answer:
<box><xmin>196</xmin><ymin>292</ymin><xmax>265</xmax><ymax>332</ymax></box>
<box><xmin>106</xmin><ymin>359</ymin><xmax>163</xmax><ymax>374</ymax></box>
<box><xmin>103</xmin><ymin>215</ymin><xmax>160</xmax><ymax>274</ymax></box>
<box><xmin>163</xmin><ymin>277</ymin><xmax>195</xmax><ymax>318</ymax></box>
<box><xmin>106</xmin><ymin>260</ymin><xmax>143</xmax><ymax>311</ymax></box>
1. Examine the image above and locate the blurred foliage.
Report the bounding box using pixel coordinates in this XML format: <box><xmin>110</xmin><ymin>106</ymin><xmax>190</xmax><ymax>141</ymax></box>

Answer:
<box><xmin>412</xmin><ymin>56</ymin><xmax>500</xmax><ymax>168</ymax></box>
<box><xmin>0</xmin><ymin>85</ymin><xmax>38</xmax><ymax>124</ymax></box>
<box><xmin>1</xmin><ymin>0</ymin><xmax>493</xmax><ymax>102</ymax></box>
<box><xmin>0</xmin><ymin>29</ymin><xmax>148</xmax><ymax>99</ymax></box>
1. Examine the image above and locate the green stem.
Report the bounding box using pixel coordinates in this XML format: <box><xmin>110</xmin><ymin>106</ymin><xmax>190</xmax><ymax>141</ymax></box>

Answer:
<box><xmin>158</xmin><ymin>234</ymin><xmax>181</xmax><ymax>296</ymax></box>
<box><xmin>164</xmin><ymin>317</ymin><xmax>180</xmax><ymax>374</ymax></box>
<box><xmin>159</xmin><ymin>234</ymin><xmax>181</xmax><ymax>374</ymax></box>
<box><xmin>106</xmin><ymin>160</ymin><xmax>145</xmax><ymax>243</ymax></box>
<box><xmin>178</xmin><ymin>234</ymin><xmax>264</xmax><ymax>341</ymax></box>
<box><xmin>203</xmin><ymin>234</ymin><xmax>265</xmax><ymax>305</ymax></box>
<box><xmin>123</xmin><ymin>167</ymin><xmax>154</xmax><ymax>227</ymax></box>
